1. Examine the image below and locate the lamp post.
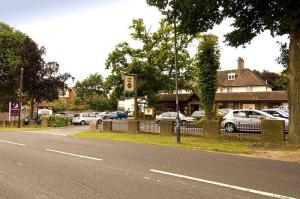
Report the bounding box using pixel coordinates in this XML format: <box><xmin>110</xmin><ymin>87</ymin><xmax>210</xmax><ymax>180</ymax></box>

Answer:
<box><xmin>174</xmin><ymin>7</ymin><xmax>181</xmax><ymax>143</ymax></box>
<box><xmin>18</xmin><ymin>67</ymin><xmax>23</xmax><ymax>128</ymax></box>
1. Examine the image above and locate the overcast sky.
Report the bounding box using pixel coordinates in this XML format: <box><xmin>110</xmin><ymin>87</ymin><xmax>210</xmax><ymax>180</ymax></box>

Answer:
<box><xmin>0</xmin><ymin>0</ymin><xmax>288</xmax><ymax>86</ymax></box>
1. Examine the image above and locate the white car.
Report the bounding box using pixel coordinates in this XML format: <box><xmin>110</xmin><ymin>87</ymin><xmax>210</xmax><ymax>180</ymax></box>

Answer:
<box><xmin>72</xmin><ymin>113</ymin><xmax>102</xmax><ymax>125</ymax></box>
<box><xmin>156</xmin><ymin>112</ymin><xmax>196</xmax><ymax>126</ymax></box>
<box><xmin>222</xmin><ymin>109</ymin><xmax>288</xmax><ymax>133</ymax></box>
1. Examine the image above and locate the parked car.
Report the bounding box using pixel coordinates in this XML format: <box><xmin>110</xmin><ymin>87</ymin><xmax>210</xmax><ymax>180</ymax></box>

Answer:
<box><xmin>191</xmin><ymin>110</ymin><xmax>205</xmax><ymax>119</ymax></box>
<box><xmin>261</xmin><ymin>108</ymin><xmax>289</xmax><ymax>119</ymax></box>
<box><xmin>72</xmin><ymin>113</ymin><xmax>102</xmax><ymax>125</ymax></box>
<box><xmin>222</xmin><ymin>109</ymin><xmax>288</xmax><ymax>133</ymax></box>
<box><xmin>156</xmin><ymin>112</ymin><xmax>196</xmax><ymax>126</ymax></box>
<box><xmin>110</xmin><ymin>111</ymin><xmax>128</xmax><ymax>119</ymax></box>
<box><xmin>96</xmin><ymin>111</ymin><xmax>112</xmax><ymax>119</ymax></box>
<box><xmin>125</xmin><ymin>111</ymin><xmax>134</xmax><ymax>117</ymax></box>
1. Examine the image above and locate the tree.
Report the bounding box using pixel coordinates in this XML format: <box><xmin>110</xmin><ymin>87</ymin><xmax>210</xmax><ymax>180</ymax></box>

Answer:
<box><xmin>147</xmin><ymin>0</ymin><xmax>300</xmax><ymax>144</ymax></box>
<box><xmin>18</xmin><ymin>38</ymin><xmax>72</xmax><ymax>118</ymax></box>
<box><xmin>195</xmin><ymin>34</ymin><xmax>220</xmax><ymax>119</ymax></box>
<box><xmin>0</xmin><ymin>22</ymin><xmax>27</xmax><ymax>111</ymax></box>
<box><xmin>75</xmin><ymin>73</ymin><xmax>107</xmax><ymax>101</ymax></box>
<box><xmin>105</xmin><ymin>18</ymin><xmax>197</xmax><ymax>107</ymax></box>
<box><xmin>253</xmin><ymin>70</ymin><xmax>287</xmax><ymax>91</ymax></box>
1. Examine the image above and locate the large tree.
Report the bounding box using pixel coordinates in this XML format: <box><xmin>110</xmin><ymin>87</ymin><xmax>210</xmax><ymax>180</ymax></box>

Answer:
<box><xmin>18</xmin><ymin>38</ymin><xmax>72</xmax><ymax>118</ymax></box>
<box><xmin>0</xmin><ymin>22</ymin><xmax>27</xmax><ymax>110</ymax></box>
<box><xmin>196</xmin><ymin>34</ymin><xmax>220</xmax><ymax>119</ymax></box>
<box><xmin>105</xmin><ymin>18</ymin><xmax>197</xmax><ymax>106</ymax></box>
<box><xmin>147</xmin><ymin>0</ymin><xmax>300</xmax><ymax>144</ymax></box>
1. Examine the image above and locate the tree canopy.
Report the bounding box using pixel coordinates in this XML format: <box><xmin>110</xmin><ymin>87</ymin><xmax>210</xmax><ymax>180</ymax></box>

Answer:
<box><xmin>147</xmin><ymin>0</ymin><xmax>300</xmax><ymax>144</ymax></box>
<box><xmin>0</xmin><ymin>22</ymin><xmax>72</xmax><ymax>115</ymax></box>
<box><xmin>105</xmin><ymin>18</ymin><xmax>198</xmax><ymax>106</ymax></box>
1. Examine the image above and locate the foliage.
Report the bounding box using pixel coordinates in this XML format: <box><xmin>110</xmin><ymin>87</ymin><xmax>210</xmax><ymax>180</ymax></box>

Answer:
<box><xmin>0</xmin><ymin>22</ymin><xmax>27</xmax><ymax>111</ymax></box>
<box><xmin>195</xmin><ymin>34</ymin><xmax>220</xmax><ymax>119</ymax></box>
<box><xmin>48</xmin><ymin>115</ymin><xmax>69</xmax><ymax>127</ymax></box>
<box><xmin>17</xmin><ymin>38</ymin><xmax>72</xmax><ymax>117</ymax></box>
<box><xmin>105</xmin><ymin>18</ymin><xmax>198</xmax><ymax>106</ymax></box>
<box><xmin>88</xmin><ymin>98</ymin><xmax>117</xmax><ymax>111</ymax></box>
<box><xmin>0</xmin><ymin>22</ymin><xmax>72</xmax><ymax>114</ymax></box>
<box><xmin>253</xmin><ymin>70</ymin><xmax>287</xmax><ymax>91</ymax></box>
<box><xmin>147</xmin><ymin>0</ymin><xmax>300</xmax><ymax>143</ymax></box>
<box><xmin>75</xmin><ymin>73</ymin><xmax>107</xmax><ymax>101</ymax></box>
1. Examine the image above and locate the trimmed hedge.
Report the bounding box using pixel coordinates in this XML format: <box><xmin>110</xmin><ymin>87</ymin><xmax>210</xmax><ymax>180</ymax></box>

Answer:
<box><xmin>41</xmin><ymin>115</ymin><xmax>69</xmax><ymax>127</ymax></box>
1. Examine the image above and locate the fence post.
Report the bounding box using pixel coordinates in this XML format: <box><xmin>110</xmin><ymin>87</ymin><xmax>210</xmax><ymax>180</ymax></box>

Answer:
<box><xmin>128</xmin><ymin>120</ymin><xmax>139</xmax><ymax>133</ymax></box>
<box><xmin>160</xmin><ymin>120</ymin><xmax>174</xmax><ymax>135</ymax></box>
<box><xmin>103</xmin><ymin>120</ymin><xmax>112</xmax><ymax>131</ymax></box>
<box><xmin>261</xmin><ymin>119</ymin><xmax>285</xmax><ymax>146</ymax></box>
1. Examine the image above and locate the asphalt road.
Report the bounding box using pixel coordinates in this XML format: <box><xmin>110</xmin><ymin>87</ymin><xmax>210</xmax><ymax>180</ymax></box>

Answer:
<box><xmin>0</xmin><ymin>126</ymin><xmax>299</xmax><ymax>199</ymax></box>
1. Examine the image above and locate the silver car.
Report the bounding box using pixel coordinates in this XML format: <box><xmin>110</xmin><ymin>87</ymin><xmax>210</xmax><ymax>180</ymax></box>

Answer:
<box><xmin>222</xmin><ymin>109</ymin><xmax>288</xmax><ymax>133</ymax></box>
<box><xmin>156</xmin><ymin>112</ymin><xmax>196</xmax><ymax>126</ymax></box>
<box><xmin>261</xmin><ymin>108</ymin><xmax>289</xmax><ymax>119</ymax></box>
<box><xmin>72</xmin><ymin>113</ymin><xmax>102</xmax><ymax>125</ymax></box>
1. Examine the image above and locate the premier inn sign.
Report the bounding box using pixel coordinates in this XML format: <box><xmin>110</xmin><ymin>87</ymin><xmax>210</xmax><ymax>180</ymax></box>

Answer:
<box><xmin>124</xmin><ymin>75</ymin><xmax>135</xmax><ymax>92</ymax></box>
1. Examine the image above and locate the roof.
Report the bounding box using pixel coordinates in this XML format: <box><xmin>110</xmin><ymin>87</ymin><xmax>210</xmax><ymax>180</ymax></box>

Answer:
<box><xmin>217</xmin><ymin>69</ymin><xmax>270</xmax><ymax>87</ymax></box>
<box><xmin>157</xmin><ymin>91</ymin><xmax>288</xmax><ymax>102</ymax></box>
<box><xmin>157</xmin><ymin>93</ymin><xmax>199</xmax><ymax>102</ymax></box>
<box><xmin>215</xmin><ymin>91</ymin><xmax>288</xmax><ymax>102</ymax></box>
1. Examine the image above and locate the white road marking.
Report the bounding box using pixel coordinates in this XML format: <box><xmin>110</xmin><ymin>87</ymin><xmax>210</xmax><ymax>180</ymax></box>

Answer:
<box><xmin>45</xmin><ymin>149</ymin><xmax>103</xmax><ymax>161</ymax></box>
<box><xmin>0</xmin><ymin>139</ymin><xmax>26</xmax><ymax>146</ymax></box>
<box><xmin>150</xmin><ymin>169</ymin><xmax>296</xmax><ymax>199</ymax></box>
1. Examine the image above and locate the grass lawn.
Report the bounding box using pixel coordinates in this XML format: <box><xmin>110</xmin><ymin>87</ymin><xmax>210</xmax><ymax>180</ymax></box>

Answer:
<box><xmin>74</xmin><ymin>131</ymin><xmax>254</xmax><ymax>154</ymax></box>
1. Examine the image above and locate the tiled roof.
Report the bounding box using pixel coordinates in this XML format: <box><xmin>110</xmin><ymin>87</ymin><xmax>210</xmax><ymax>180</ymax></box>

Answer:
<box><xmin>217</xmin><ymin>69</ymin><xmax>270</xmax><ymax>87</ymax></box>
<box><xmin>215</xmin><ymin>91</ymin><xmax>288</xmax><ymax>102</ymax></box>
<box><xmin>157</xmin><ymin>91</ymin><xmax>288</xmax><ymax>102</ymax></box>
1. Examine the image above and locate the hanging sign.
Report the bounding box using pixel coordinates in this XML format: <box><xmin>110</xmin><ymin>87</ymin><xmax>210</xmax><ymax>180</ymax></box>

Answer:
<box><xmin>124</xmin><ymin>75</ymin><xmax>135</xmax><ymax>92</ymax></box>
<box><xmin>144</xmin><ymin>107</ymin><xmax>154</xmax><ymax>116</ymax></box>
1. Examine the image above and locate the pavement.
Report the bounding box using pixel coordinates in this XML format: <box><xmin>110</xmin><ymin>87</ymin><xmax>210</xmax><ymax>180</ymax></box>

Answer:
<box><xmin>0</xmin><ymin>126</ymin><xmax>299</xmax><ymax>199</ymax></box>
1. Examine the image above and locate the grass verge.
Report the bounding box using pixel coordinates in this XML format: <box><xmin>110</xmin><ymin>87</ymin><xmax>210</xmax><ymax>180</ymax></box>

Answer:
<box><xmin>74</xmin><ymin>131</ymin><xmax>254</xmax><ymax>154</ymax></box>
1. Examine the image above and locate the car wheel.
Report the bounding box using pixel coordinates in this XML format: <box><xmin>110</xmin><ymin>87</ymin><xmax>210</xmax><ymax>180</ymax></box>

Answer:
<box><xmin>181</xmin><ymin>120</ymin><xmax>187</xmax><ymax>126</ymax></box>
<box><xmin>103</xmin><ymin>116</ymin><xmax>107</xmax><ymax>120</ymax></box>
<box><xmin>97</xmin><ymin>119</ymin><xmax>102</xmax><ymax>124</ymax></box>
<box><xmin>225</xmin><ymin>123</ymin><xmax>235</xmax><ymax>133</ymax></box>
<box><xmin>80</xmin><ymin>121</ymin><xmax>86</xmax><ymax>125</ymax></box>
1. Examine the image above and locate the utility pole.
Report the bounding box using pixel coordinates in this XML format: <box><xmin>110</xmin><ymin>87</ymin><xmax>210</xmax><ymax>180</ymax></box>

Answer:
<box><xmin>133</xmin><ymin>75</ymin><xmax>139</xmax><ymax>120</ymax></box>
<box><xmin>18</xmin><ymin>67</ymin><xmax>24</xmax><ymax>128</ymax></box>
<box><xmin>174</xmin><ymin>6</ymin><xmax>181</xmax><ymax>143</ymax></box>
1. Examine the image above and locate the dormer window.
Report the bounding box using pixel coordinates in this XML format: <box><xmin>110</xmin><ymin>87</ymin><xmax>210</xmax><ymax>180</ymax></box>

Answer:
<box><xmin>228</xmin><ymin>72</ymin><xmax>236</xmax><ymax>80</ymax></box>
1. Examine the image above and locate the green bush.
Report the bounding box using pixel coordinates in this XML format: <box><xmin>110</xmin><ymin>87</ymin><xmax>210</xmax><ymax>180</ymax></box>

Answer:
<box><xmin>49</xmin><ymin>115</ymin><xmax>69</xmax><ymax>127</ymax></box>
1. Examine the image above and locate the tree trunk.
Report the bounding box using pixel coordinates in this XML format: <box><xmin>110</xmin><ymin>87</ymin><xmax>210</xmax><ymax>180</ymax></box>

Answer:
<box><xmin>30</xmin><ymin>97</ymin><xmax>34</xmax><ymax>120</ymax></box>
<box><xmin>287</xmin><ymin>28</ymin><xmax>300</xmax><ymax>144</ymax></box>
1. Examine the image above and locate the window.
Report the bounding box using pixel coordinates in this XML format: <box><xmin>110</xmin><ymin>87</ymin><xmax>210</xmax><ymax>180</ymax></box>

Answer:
<box><xmin>227</xmin><ymin>73</ymin><xmax>236</xmax><ymax>80</ymax></box>
<box><xmin>248</xmin><ymin>111</ymin><xmax>264</xmax><ymax>119</ymax></box>
<box><xmin>233</xmin><ymin>111</ymin><xmax>246</xmax><ymax>118</ymax></box>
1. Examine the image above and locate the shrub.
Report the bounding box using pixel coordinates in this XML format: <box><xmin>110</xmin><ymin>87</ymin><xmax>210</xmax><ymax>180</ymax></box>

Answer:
<box><xmin>49</xmin><ymin>115</ymin><xmax>69</xmax><ymax>127</ymax></box>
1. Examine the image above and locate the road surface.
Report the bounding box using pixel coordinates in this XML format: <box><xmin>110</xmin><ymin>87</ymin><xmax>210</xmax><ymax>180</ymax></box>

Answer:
<box><xmin>0</xmin><ymin>126</ymin><xmax>299</xmax><ymax>199</ymax></box>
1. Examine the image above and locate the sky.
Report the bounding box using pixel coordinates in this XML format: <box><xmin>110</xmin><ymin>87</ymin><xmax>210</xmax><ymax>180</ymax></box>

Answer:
<box><xmin>0</xmin><ymin>0</ymin><xmax>288</xmax><ymax>86</ymax></box>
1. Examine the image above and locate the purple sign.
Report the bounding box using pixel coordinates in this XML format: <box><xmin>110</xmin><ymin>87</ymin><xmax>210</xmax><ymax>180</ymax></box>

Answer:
<box><xmin>10</xmin><ymin>101</ymin><xmax>20</xmax><ymax>116</ymax></box>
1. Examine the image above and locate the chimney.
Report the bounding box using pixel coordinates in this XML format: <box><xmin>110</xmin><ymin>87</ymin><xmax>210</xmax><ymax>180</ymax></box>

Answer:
<box><xmin>238</xmin><ymin>57</ymin><xmax>244</xmax><ymax>70</ymax></box>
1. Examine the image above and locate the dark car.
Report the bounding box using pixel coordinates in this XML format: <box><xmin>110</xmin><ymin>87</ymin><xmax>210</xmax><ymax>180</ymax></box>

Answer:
<box><xmin>111</xmin><ymin>111</ymin><xmax>128</xmax><ymax>119</ymax></box>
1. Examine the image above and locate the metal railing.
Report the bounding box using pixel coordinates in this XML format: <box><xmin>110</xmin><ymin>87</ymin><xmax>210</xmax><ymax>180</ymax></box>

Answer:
<box><xmin>178</xmin><ymin>122</ymin><xmax>203</xmax><ymax>136</ymax></box>
<box><xmin>220</xmin><ymin>122</ymin><xmax>261</xmax><ymax>136</ymax></box>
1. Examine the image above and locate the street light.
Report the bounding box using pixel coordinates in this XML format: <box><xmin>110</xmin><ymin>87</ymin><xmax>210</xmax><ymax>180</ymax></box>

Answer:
<box><xmin>173</xmin><ymin>7</ymin><xmax>181</xmax><ymax>144</ymax></box>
